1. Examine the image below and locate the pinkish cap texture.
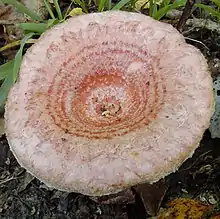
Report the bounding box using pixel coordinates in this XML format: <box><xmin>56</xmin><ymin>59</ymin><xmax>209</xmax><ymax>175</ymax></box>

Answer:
<box><xmin>4</xmin><ymin>11</ymin><xmax>214</xmax><ymax>196</ymax></box>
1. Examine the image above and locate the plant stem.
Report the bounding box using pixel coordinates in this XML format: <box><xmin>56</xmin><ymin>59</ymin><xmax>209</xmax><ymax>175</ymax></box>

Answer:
<box><xmin>176</xmin><ymin>0</ymin><xmax>196</xmax><ymax>32</ymax></box>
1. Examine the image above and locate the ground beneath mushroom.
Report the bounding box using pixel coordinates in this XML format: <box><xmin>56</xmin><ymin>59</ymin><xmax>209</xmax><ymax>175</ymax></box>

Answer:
<box><xmin>0</xmin><ymin>131</ymin><xmax>220</xmax><ymax>219</ymax></box>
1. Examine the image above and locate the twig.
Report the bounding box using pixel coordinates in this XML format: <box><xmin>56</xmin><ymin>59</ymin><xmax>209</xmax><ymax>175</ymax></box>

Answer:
<box><xmin>176</xmin><ymin>0</ymin><xmax>196</xmax><ymax>32</ymax></box>
<box><xmin>0</xmin><ymin>176</ymin><xmax>16</xmax><ymax>185</ymax></box>
<box><xmin>184</xmin><ymin>37</ymin><xmax>209</xmax><ymax>50</ymax></box>
<box><xmin>0</xmin><ymin>39</ymin><xmax>37</xmax><ymax>52</ymax></box>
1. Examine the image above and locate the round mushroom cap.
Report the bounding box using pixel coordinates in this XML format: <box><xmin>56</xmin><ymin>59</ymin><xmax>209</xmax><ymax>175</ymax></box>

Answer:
<box><xmin>5</xmin><ymin>11</ymin><xmax>214</xmax><ymax>196</ymax></box>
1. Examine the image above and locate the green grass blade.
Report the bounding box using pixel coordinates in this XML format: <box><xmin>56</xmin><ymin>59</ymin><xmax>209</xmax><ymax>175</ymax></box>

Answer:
<box><xmin>212</xmin><ymin>0</ymin><xmax>220</xmax><ymax>9</ymax></box>
<box><xmin>153</xmin><ymin>0</ymin><xmax>186</xmax><ymax>20</ymax></box>
<box><xmin>149</xmin><ymin>0</ymin><xmax>153</xmax><ymax>16</ymax></box>
<box><xmin>46</xmin><ymin>18</ymin><xmax>60</xmax><ymax>28</ymax></box>
<box><xmin>0</xmin><ymin>39</ymin><xmax>36</xmax><ymax>52</ymax></box>
<box><xmin>153</xmin><ymin>0</ymin><xmax>158</xmax><ymax>16</ymax></box>
<box><xmin>108</xmin><ymin>0</ymin><xmax>112</xmax><ymax>10</ymax></box>
<box><xmin>0</xmin><ymin>60</ymin><xmax>15</xmax><ymax>80</ymax></box>
<box><xmin>53</xmin><ymin>0</ymin><xmax>63</xmax><ymax>20</ymax></box>
<box><xmin>1</xmin><ymin>0</ymin><xmax>41</xmax><ymax>21</ymax></box>
<box><xmin>13</xmin><ymin>33</ymin><xmax>35</xmax><ymax>83</ymax></box>
<box><xmin>98</xmin><ymin>0</ymin><xmax>107</xmax><ymax>11</ymax></box>
<box><xmin>149</xmin><ymin>0</ymin><xmax>157</xmax><ymax>17</ymax></box>
<box><xmin>0</xmin><ymin>71</ymin><xmax>15</xmax><ymax>107</ymax></box>
<box><xmin>160</xmin><ymin>0</ymin><xmax>171</xmax><ymax>8</ymax></box>
<box><xmin>44</xmin><ymin>0</ymin><xmax>56</xmax><ymax>19</ymax></box>
<box><xmin>18</xmin><ymin>23</ymin><xmax>48</xmax><ymax>33</ymax></box>
<box><xmin>0</xmin><ymin>59</ymin><xmax>16</xmax><ymax>107</ymax></box>
<box><xmin>0</xmin><ymin>33</ymin><xmax>36</xmax><ymax>107</ymax></box>
<box><xmin>112</xmin><ymin>0</ymin><xmax>131</xmax><ymax>10</ymax></box>
<box><xmin>195</xmin><ymin>3</ymin><xmax>220</xmax><ymax>19</ymax></box>
<box><xmin>130</xmin><ymin>0</ymin><xmax>136</xmax><ymax>9</ymax></box>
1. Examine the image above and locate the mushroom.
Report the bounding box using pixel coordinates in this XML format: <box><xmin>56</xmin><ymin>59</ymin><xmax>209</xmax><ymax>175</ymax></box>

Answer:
<box><xmin>4</xmin><ymin>11</ymin><xmax>214</xmax><ymax>197</ymax></box>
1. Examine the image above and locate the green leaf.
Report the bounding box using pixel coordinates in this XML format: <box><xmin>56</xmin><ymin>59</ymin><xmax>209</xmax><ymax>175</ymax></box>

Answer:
<box><xmin>196</xmin><ymin>3</ymin><xmax>220</xmax><ymax>19</ymax></box>
<box><xmin>46</xmin><ymin>18</ymin><xmax>61</xmax><ymax>28</ymax></box>
<box><xmin>0</xmin><ymin>70</ymin><xmax>15</xmax><ymax>107</ymax></box>
<box><xmin>98</xmin><ymin>0</ymin><xmax>108</xmax><ymax>11</ymax></box>
<box><xmin>0</xmin><ymin>59</ymin><xmax>16</xmax><ymax>107</ymax></box>
<box><xmin>44</xmin><ymin>0</ymin><xmax>56</xmax><ymax>19</ymax></box>
<box><xmin>68</xmin><ymin>7</ymin><xmax>85</xmax><ymax>16</ymax></box>
<box><xmin>0</xmin><ymin>39</ymin><xmax>36</xmax><ymax>52</ymax></box>
<box><xmin>1</xmin><ymin>0</ymin><xmax>41</xmax><ymax>21</ymax></box>
<box><xmin>130</xmin><ymin>0</ymin><xmax>136</xmax><ymax>9</ymax></box>
<box><xmin>53</xmin><ymin>0</ymin><xmax>63</xmax><ymax>20</ymax></box>
<box><xmin>64</xmin><ymin>0</ymin><xmax>75</xmax><ymax>18</ymax></box>
<box><xmin>212</xmin><ymin>0</ymin><xmax>220</xmax><ymax>9</ymax></box>
<box><xmin>160</xmin><ymin>0</ymin><xmax>171</xmax><ymax>8</ymax></box>
<box><xmin>73</xmin><ymin>0</ymin><xmax>88</xmax><ymax>13</ymax></box>
<box><xmin>0</xmin><ymin>60</ymin><xmax>15</xmax><ymax>80</ymax></box>
<box><xmin>108</xmin><ymin>0</ymin><xmax>112</xmax><ymax>10</ymax></box>
<box><xmin>149</xmin><ymin>0</ymin><xmax>157</xmax><ymax>17</ymax></box>
<box><xmin>18</xmin><ymin>23</ymin><xmax>48</xmax><ymax>34</ymax></box>
<box><xmin>0</xmin><ymin>33</ymin><xmax>35</xmax><ymax>107</ymax></box>
<box><xmin>112</xmin><ymin>0</ymin><xmax>131</xmax><ymax>10</ymax></box>
<box><xmin>13</xmin><ymin>32</ymin><xmax>35</xmax><ymax>83</ymax></box>
<box><xmin>153</xmin><ymin>0</ymin><xmax>186</xmax><ymax>20</ymax></box>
